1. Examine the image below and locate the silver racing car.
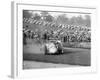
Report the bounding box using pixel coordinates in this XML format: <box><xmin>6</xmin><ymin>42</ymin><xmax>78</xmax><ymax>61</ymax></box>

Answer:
<box><xmin>44</xmin><ymin>40</ymin><xmax>64</xmax><ymax>55</ymax></box>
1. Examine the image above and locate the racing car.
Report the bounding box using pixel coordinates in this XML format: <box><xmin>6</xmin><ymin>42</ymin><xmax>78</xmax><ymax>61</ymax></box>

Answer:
<box><xmin>44</xmin><ymin>40</ymin><xmax>64</xmax><ymax>55</ymax></box>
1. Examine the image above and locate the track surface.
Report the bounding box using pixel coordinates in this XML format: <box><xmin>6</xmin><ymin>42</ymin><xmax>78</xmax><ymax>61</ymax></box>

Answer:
<box><xmin>23</xmin><ymin>48</ymin><xmax>90</xmax><ymax>69</ymax></box>
<box><xmin>23</xmin><ymin>60</ymin><xmax>81</xmax><ymax>69</ymax></box>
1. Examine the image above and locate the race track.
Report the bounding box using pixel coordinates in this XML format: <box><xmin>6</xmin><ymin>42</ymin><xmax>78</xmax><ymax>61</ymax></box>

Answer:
<box><xmin>23</xmin><ymin>47</ymin><xmax>91</xmax><ymax>69</ymax></box>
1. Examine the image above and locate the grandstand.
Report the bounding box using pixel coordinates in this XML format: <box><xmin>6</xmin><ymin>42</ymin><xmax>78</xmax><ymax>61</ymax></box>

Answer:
<box><xmin>23</xmin><ymin>17</ymin><xmax>91</xmax><ymax>43</ymax></box>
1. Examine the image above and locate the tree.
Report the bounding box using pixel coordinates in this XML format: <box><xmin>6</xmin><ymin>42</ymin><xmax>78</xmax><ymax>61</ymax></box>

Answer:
<box><xmin>56</xmin><ymin>14</ymin><xmax>68</xmax><ymax>25</ymax></box>
<box><xmin>40</xmin><ymin>11</ymin><xmax>54</xmax><ymax>22</ymax></box>
<box><xmin>84</xmin><ymin>15</ymin><xmax>91</xmax><ymax>27</ymax></box>
<box><xmin>69</xmin><ymin>16</ymin><xmax>77</xmax><ymax>25</ymax></box>
<box><xmin>76</xmin><ymin>15</ymin><xmax>84</xmax><ymax>25</ymax></box>
<box><xmin>23</xmin><ymin>10</ymin><xmax>32</xmax><ymax>18</ymax></box>
<box><xmin>45</xmin><ymin>15</ymin><xmax>54</xmax><ymax>22</ymax></box>
<box><xmin>32</xmin><ymin>13</ymin><xmax>41</xmax><ymax>20</ymax></box>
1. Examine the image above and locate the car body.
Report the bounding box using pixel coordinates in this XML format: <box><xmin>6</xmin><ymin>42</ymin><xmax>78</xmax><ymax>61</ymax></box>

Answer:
<box><xmin>44</xmin><ymin>40</ymin><xmax>64</xmax><ymax>55</ymax></box>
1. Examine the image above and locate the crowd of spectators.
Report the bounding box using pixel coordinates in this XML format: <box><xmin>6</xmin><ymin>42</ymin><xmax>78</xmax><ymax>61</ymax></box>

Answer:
<box><xmin>23</xmin><ymin>18</ymin><xmax>91</xmax><ymax>45</ymax></box>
